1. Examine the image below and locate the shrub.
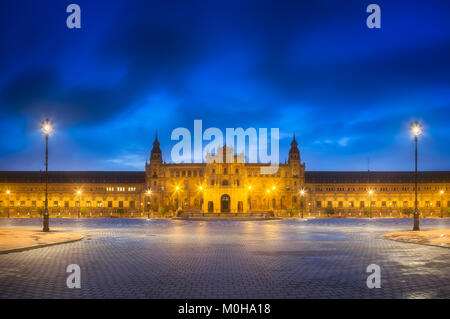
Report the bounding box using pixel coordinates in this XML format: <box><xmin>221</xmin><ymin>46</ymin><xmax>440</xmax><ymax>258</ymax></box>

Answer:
<box><xmin>362</xmin><ymin>209</ymin><xmax>371</xmax><ymax>217</ymax></box>
<box><xmin>324</xmin><ymin>207</ymin><xmax>335</xmax><ymax>217</ymax></box>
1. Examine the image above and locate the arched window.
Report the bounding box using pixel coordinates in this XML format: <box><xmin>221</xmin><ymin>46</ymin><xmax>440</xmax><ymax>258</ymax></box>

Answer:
<box><xmin>222</xmin><ymin>180</ymin><xmax>229</xmax><ymax>186</ymax></box>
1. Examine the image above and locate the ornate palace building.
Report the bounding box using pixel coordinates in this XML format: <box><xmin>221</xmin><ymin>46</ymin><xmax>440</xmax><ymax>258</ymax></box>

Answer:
<box><xmin>0</xmin><ymin>135</ymin><xmax>449</xmax><ymax>218</ymax></box>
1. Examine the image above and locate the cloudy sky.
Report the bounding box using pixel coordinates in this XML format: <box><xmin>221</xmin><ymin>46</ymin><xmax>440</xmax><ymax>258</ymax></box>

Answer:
<box><xmin>0</xmin><ymin>0</ymin><xmax>449</xmax><ymax>171</ymax></box>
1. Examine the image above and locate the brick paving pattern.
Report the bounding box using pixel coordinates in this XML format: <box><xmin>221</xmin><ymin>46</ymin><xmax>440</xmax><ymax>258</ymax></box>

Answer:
<box><xmin>0</xmin><ymin>218</ymin><xmax>449</xmax><ymax>298</ymax></box>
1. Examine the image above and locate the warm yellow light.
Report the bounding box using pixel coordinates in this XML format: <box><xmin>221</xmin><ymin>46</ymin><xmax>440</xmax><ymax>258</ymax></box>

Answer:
<box><xmin>440</xmin><ymin>190</ymin><xmax>444</xmax><ymax>194</ymax></box>
<box><xmin>40</xmin><ymin>119</ymin><xmax>54</xmax><ymax>135</ymax></box>
<box><xmin>199</xmin><ymin>186</ymin><xmax>203</xmax><ymax>190</ymax></box>
<box><xmin>266</xmin><ymin>189</ymin><xmax>270</xmax><ymax>193</ymax></box>
<box><xmin>6</xmin><ymin>190</ymin><xmax>10</xmax><ymax>195</ymax></box>
<box><xmin>175</xmin><ymin>186</ymin><xmax>179</xmax><ymax>191</ymax></box>
<box><xmin>248</xmin><ymin>186</ymin><xmax>252</xmax><ymax>190</ymax></box>
<box><xmin>300</xmin><ymin>189</ymin><xmax>305</xmax><ymax>196</ymax></box>
<box><xmin>76</xmin><ymin>190</ymin><xmax>82</xmax><ymax>195</ymax></box>
<box><xmin>410</xmin><ymin>121</ymin><xmax>422</xmax><ymax>137</ymax></box>
<box><xmin>147</xmin><ymin>189</ymin><xmax>152</xmax><ymax>195</ymax></box>
<box><xmin>368</xmin><ymin>189</ymin><xmax>374</xmax><ymax>195</ymax></box>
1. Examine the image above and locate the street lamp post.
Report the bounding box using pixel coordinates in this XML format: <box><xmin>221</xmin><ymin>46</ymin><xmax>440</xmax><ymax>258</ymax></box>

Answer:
<box><xmin>300</xmin><ymin>189</ymin><xmax>305</xmax><ymax>219</ymax></box>
<box><xmin>198</xmin><ymin>185</ymin><xmax>204</xmax><ymax>212</ymax></box>
<box><xmin>175</xmin><ymin>186</ymin><xmax>180</xmax><ymax>213</ymax></box>
<box><xmin>41</xmin><ymin>119</ymin><xmax>53</xmax><ymax>232</ymax></box>
<box><xmin>146</xmin><ymin>189</ymin><xmax>152</xmax><ymax>218</ymax></box>
<box><xmin>77</xmin><ymin>190</ymin><xmax>82</xmax><ymax>218</ymax></box>
<box><xmin>6</xmin><ymin>190</ymin><xmax>10</xmax><ymax>218</ymax></box>
<box><xmin>440</xmin><ymin>190</ymin><xmax>444</xmax><ymax>219</ymax></box>
<box><xmin>248</xmin><ymin>186</ymin><xmax>252</xmax><ymax>212</ymax></box>
<box><xmin>410</xmin><ymin>121</ymin><xmax>422</xmax><ymax>231</ymax></box>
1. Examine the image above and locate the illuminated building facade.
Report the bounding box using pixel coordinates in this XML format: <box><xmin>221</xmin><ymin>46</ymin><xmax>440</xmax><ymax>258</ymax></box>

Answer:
<box><xmin>0</xmin><ymin>135</ymin><xmax>449</xmax><ymax>218</ymax></box>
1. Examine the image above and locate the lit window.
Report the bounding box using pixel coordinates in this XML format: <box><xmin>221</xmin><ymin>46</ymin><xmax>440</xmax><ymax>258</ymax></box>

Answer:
<box><xmin>86</xmin><ymin>201</ymin><xmax>91</xmax><ymax>207</ymax></box>
<box><xmin>97</xmin><ymin>201</ymin><xmax>102</xmax><ymax>207</ymax></box>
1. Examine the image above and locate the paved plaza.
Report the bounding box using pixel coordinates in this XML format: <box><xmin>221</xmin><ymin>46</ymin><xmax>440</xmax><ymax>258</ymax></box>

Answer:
<box><xmin>0</xmin><ymin>218</ymin><xmax>449</xmax><ymax>299</ymax></box>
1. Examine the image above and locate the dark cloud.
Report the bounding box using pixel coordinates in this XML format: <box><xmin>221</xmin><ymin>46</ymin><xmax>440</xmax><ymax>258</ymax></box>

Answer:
<box><xmin>1</xmin><ymin>69</ymin><xmax>57</xmax><ymax>111</ymax></box>
<box><xmin>0</xmin><ymin>0</ymin><xmax>449</xmax><ymax>170</ymax></box>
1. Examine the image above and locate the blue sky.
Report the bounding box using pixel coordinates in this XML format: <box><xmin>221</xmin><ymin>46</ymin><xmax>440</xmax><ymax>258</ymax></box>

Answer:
<box><xmin>0</xmin><ymin>0</ymin><xmax>449</xmax><ymax>171</ymax></box>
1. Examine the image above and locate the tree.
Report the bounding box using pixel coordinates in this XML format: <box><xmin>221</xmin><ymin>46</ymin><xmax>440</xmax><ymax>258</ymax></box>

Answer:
<box><xmin>37</xmin><ymin>208</ymin><xmax>44</xmax><ymax>217</ymax></box>
<box><xmin>117</xmin><ymin>208</ymin><xmax>125</xmax><ymax>218</ymax></box>
<box><xmin>287</xmin><ymin>208</ymin><xmax>297</xmax><ymax>218</ymax></box>
<box><xmin>362</xmin><ymin>209</ymin><xmax>371</xmax><ymax>217</ymax></box>
<box><xmin>159</xmin><ymin>206</ymin><xmax>167</xmax><ymax>217</ymax></box>
<box><xmin>324</xmin><ymin>207</ymin><xmax>335</xmax><ymax>217</ymax></box>
<box><xmin>80</xmin><ymin>207</ymin><xmax>88</xmax><ymax>217</ymax></box>
<box><xmin>402</xmin><ymin>208</ymin><xmax>414</xmax><ymax>217</ymax></box>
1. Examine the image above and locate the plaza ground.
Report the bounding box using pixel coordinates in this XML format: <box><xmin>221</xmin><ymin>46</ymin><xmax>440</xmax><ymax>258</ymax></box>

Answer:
<box><xmin>0</xmin><ymin>218</ymin><xmax>449</xmax><ymax>299</ymax></box>
<box><xmin>0</xmin><ymin>229</ymin><xmax>83</xmax><ymax>252</ymax></box>
<box><xmin>384</xmin><ymin>229</ymin><xmax>450</xmax><ymax>248</ymax></box>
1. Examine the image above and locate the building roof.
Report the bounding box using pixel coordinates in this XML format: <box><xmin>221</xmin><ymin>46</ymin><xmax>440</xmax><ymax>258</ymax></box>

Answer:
<box><xmin>0</xmin><ymin>171</ymin><xmax>146</xmax><ymax>184</ymax></box>
<box><xmin>305</xmin><ymin>171</ymin><xmax>450</xmax><ymax>184</ymax></box>
<box><xmin>0</xmin><ymin>170</ymin><xmax>449</xmax><ymax>184</ymax></box>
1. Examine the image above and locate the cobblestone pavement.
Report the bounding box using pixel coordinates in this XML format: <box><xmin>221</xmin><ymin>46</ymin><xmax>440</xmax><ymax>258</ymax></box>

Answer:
<box><xmin>0</xmin><ymin>218</ymin><xmax>449</xmax><ymax>299</ymax></box>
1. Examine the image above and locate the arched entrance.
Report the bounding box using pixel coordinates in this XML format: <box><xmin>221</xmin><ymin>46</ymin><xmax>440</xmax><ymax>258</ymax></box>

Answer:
<box><xmin>221</xmin><ymin>194</ymin><xmax>230</xmax><ymax>212</ymax></box>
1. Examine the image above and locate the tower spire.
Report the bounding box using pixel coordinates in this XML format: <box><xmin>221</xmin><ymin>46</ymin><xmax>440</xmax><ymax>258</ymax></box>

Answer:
<box><xmin>289</xmin><ymin>134</ymin><xmax>300</xmax><ymax>164</ymax></box>
<box><xmin>150</xmin><ymin>131</ymin><xmax>162</xmax><ymax>163</ymax></box>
